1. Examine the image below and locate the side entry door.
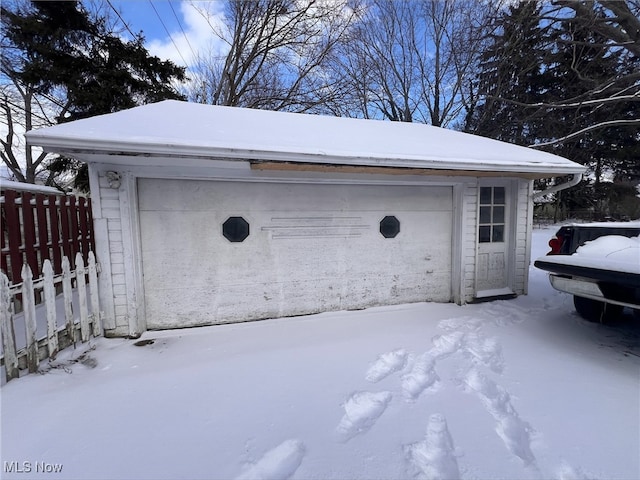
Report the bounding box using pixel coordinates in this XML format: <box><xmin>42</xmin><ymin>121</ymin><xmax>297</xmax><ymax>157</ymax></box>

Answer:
<box><xmin>475</xmin><ymin>185</ymin><xmax>513</xmax><ymax>298</ymax></box>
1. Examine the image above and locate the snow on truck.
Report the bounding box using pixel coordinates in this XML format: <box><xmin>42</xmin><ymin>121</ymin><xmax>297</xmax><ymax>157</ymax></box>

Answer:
<box><xmin>534</xmin><ymin>222</ymin><xmax>640</xmax><ymax>322</ymax></box>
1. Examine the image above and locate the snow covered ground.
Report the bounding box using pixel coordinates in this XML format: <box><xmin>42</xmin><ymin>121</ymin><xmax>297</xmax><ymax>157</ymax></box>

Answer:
<box><xmin>1</xmin><ymin>226</ymin><xmax>639</xmax><ymax>480</ymax></box>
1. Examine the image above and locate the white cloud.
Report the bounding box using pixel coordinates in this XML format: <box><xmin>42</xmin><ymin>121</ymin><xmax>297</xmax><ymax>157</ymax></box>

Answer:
<box><xmin>147</xmin><ymin>1</ymin><xmax>228</xmax><ymax>69</ymax></box>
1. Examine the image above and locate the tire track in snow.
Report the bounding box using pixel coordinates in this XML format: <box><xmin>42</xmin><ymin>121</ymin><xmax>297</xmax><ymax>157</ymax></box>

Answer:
<box><xmin>235</xmin><ymin>439</ymin><xmax>306</xmax><ymax>480</ymax></box>
<box><xmin>405</xmin><ymin>413</ymin><xmax>460</xmax><ymax>480</ymax></box>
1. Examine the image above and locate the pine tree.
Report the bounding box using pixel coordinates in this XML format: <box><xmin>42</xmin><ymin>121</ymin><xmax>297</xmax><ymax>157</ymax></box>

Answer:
<box><xmin>544</xmin><ymin>6</ymin><xmax>637</xmax><ymax>181</ymax></box>
<box><xmin>1</xmin><ymin>0</ymin><xmax>187</xmax><ymax>188</ymax></box>
<box><xmin>464</xmin><ymin>1</ymin><xmax>550</xmax><ymax>146</ymax></box>
<box><xmin>540</xmin><ymin>4</ymin><xmax>640</xmax><ymax>219</ymax></box>
<box><xmin>466</xmin><ymin>1</ymin><xmax>639</xmax><ymax>220</ymax></box>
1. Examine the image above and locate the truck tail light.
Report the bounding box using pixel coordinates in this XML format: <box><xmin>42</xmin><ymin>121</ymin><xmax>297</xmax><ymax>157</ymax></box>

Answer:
<box><xmin>548</xmin><ymin>234</ymin><xmax>565</xmax><ymax>255</ymax></box>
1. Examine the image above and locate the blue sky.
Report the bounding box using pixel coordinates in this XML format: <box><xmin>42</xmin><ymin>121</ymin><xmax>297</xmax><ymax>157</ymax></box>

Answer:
<box><xmin>105</xmin><ymin>1</ymin><xmax>226</xmax><ymax>68</ymax></box>
<box><xmin>109</xmin><ymin>1</ymin><xmax>181</xmax><ymax>43</ymax></box>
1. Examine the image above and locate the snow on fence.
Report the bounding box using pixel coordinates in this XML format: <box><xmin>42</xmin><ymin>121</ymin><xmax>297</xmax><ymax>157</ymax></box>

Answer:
<box><xmin>1</xmin><ymin>187</ymin><xmax>94</xmax><ymax>284</ymax></box>
<box><xmin>0</xmin><ymin>252</ymin><xmax>102</xmax><ymax>383</ymax></box>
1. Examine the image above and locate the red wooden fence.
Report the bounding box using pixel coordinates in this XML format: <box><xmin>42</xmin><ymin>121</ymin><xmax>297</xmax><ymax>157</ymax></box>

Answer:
<box><xmin>1</xmin><ymin>188</ymin><xmax>94</xmax><ymax>284</ymax></box>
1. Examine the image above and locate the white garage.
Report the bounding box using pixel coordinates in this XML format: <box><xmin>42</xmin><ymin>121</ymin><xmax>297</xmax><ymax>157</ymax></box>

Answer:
<box><xmin>26</xmin><ymin>100</ymin><xmax>585</xmax><ymax>337</ymax></box>
<box><xmin>138</xmin><ymin>179</ymin><xmax>452</xmax><ymax>328</ymax></box>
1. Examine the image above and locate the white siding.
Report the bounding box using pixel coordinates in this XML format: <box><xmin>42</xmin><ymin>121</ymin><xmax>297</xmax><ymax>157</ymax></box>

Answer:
<box><xmin>88</xmin><ymin>169</ymin><xmax>114</xmax><ymax>332</ymax></box>
<box><xmin>88</xmin><ymin>164</ymin><xmax>536</xmax><ymax>336</ymax></box>
<box><xmin>90</xmin><ymin>168</ymin><xmax>139</xmax><ymax>336</ymax></box>
<box><xmin>461</xmin><ymin>183</ymin><xmax>479</xmax><ymax>302</ymax></box>
<box><xmin>513</xmin><ymin>179</ymin><xmax>533</xmax><ymax>294</ymax></box>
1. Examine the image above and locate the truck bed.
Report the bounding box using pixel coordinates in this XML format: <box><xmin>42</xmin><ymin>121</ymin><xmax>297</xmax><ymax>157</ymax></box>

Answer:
<box><xmin>534</xmin><ymin>223</ymin><xmax>640</xmax><ymax>319</ymax></box>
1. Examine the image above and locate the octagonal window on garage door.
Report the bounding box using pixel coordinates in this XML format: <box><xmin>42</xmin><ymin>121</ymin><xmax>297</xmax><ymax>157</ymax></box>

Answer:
<box><xmin>223</xmin><ymin>216</ymin><xmax>250</xmax><ymax>242</ymax></box>
<box><xmin>380</xmin><ymin>215</ymin><xmax>400</xmax><ymax>238</ymax></box>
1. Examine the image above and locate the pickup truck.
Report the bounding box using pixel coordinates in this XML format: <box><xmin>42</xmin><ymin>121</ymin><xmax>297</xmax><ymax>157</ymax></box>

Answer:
<box><xmin>534</xmin><ymin>222</ymin><xmax>640</xmax><ymax>322</ymax></box>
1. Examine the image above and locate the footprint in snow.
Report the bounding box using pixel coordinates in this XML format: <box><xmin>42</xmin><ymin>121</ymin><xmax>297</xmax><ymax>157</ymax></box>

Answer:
<box><xmin>405</xmin><ymin>413</ymin><xmax>461</xmax><ymax>480</ymax></box>
<box><xmin>463</xmin><ymin>332</ymin><xmax>504</xmax><ymax>374</ymax></box>
<box><xmin>555</xmin><ymin>461</ymin><xmax>595</xmax><ymax>480</ymax></box>
<box><xmin>438</xmin><ymin>316</ymin><xmax>483</xmax><ymax>332</ymax></box>
<box><xmin>365</xmin><ymin>349</ymin><xmax>409</xmax><ymax>383</ymax></box>
<box><xmin>401</xmin><ymin>331</ymin><xmax>468</xmax><ymax>401</ymax></box>
<box><xmin>401</xmin><ymin>353</ymin><xmax>440</xmax><ymax>401</ymax></box>
<box><xmin>235</xmin><ymin>439</ymin><xmax>306</xmax><ymax>480</ymax></box>
<box><xmin>481</xmin><ymin>301</ymin><xmax>545</xmax><ymax>327</ymax></box>
<box><xmin>464</xmin><ymin>368</ymin><xmax>537</xmax><ymax>466</ymax></box>
<box><xmin>430</xmin><ymin>331</ymin><xmax>467</xmax><ymax>358</ymax></box>
<box><xmin>336</xmin><ymin>391</ymin><xmax>393</xmax><ymax>442</ymax></box>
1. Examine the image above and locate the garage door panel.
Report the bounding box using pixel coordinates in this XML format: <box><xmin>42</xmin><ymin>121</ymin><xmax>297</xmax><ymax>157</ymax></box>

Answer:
<box><xmin>146</xmin><ymin>270</ymin><xmax>452</xmax><ymax>329</ymax></box>
<box><xmin>138</xmin><ymin>179</ymin><xmax>453</xmax><ymax>213</ymax></box>
<box><xmin>140</xmin><ymin>212</ymin><xmax>450</xmax><ymax>286</ymax></box>
<box><xmin>138</xmin><ymin>179</ymin><xmax>453</xmax><ymax>328</ymax></box>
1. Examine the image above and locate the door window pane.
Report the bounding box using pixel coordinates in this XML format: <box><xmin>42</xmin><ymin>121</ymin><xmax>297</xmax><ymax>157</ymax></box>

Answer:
<box><xmin>479</xmin><ymin>206</ymin><xmax>491</xmax><ymax>224</ymax></box>
<box><xmin>480</xmin><ymin>187</ymin><xmax>492</xmax><ymax>204</ymax></box>
<box><xmin>493</xmin><ymin>206</ymin><xmax>505</xmax><ymax>223</ymax></box>
<box><xmin>492</xmin><ymin>225</ymin><xmax>504</xmax><ymax>242</ymax></box>
<box><xmin>479</xmin><ymin>226</ymin><xmax>491</xmax><ymax>243</ymax></box>
<box><xmin>478</xmin><ymin>187</ymin><xmax>506</xmax><ymax>244</ymax></box>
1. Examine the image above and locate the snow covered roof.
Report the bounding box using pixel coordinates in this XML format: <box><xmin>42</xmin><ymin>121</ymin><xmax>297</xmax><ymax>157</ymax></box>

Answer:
<box><xmin>0</xmin><ymin>178</ymin><xmax>63</xmax><ymax>195</ymax></box>
<box><xmin>26</xmin><ymin>100</ymin><xmax>584</xmax><ymax>177</ymax></box>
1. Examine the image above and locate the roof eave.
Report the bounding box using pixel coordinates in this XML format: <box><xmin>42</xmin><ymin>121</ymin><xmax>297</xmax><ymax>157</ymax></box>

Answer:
<box><xmin>28</xmin><ymin>134</ymin><xmax>586</xmax><ymax>178</ymax></box>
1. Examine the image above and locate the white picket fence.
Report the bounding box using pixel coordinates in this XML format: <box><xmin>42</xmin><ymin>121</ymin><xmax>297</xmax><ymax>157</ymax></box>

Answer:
<box><xmin>0</xmin><ymin>252</ymin><xmax>102</xmax><ymax>383</ymax></box>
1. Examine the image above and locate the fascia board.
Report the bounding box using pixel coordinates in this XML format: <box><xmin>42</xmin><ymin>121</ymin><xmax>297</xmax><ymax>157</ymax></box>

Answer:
<box><xmin>28</xmin><ymin>134</ymin><xmax>587</xmax><ymax>176</ymax></box>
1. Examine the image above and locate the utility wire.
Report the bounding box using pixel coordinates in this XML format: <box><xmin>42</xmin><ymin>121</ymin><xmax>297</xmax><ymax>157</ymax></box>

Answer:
<box><xmin>147</xmin><ymin>0</ymin><xmax>189</xmax><ymax>66</ymax></box>
<box><xmin>106</xmin><ymin>0</ymin><xmax>138</xmax><ymax>40</ymax></box>
<box><xmin>167</xmin><ymin>0</ymin><xmax>197</xmax><ymax>60</ymax></box>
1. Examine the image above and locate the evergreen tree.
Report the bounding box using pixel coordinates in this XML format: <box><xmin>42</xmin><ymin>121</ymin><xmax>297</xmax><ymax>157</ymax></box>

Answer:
<box><xmin>464</xmin><ymin>1</ymin><xmax>550</xmax><ymax>146</ymax></box>
<box><xmin>1</xmin><ymin>0</ymin><xmax>187</xmax><ymax>189</ymax></box>
<box><xmin>466</xmin><ymin>0</ymin><xmax>639</xmax><ymax>220</ymax></box>
<box><xmin>544</xmin><ymin>5</ymin><xmax>639</xmax><ymax>184</ymax></box>
<box><xmin>540</xmin><ymin>3</ymin><xmax>640</xmax><ymax>219</ymax></box>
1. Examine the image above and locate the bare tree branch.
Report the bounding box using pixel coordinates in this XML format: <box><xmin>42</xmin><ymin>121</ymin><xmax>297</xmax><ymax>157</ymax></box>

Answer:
<box><xmin>187</xmin><ymin>0</ymin><xmax>360</xmax><ymax>112</ymax></box>
<box><xmin>530</xmin><ymin>119</ymin><xmax>640</xmax><ymax>147</ymax></box>
<box><xmin>555</xmin><ymin>0</ymin><xmax>640</xmax><ymax>56</ymax></box>
<box><xmin>336</xmin><ymin>0</ymin><xmax>490</xmax><ymax>126</ymax></box>
<box><xmin>0</xmin><ymin>93</ymin><xmax>26</xmax><ymax>181</ymax></box>
<box><xmin>491</xmin><ymin>91</ymin><xmax>640</xmax><ymax>109</ymax></box>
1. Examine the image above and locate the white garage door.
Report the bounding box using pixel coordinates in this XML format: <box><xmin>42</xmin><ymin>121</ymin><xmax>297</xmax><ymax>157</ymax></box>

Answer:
<box><xmin>138</xmin><ymin>179</ymin><xmax>452</xmax><ymax>329</ymax></box>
